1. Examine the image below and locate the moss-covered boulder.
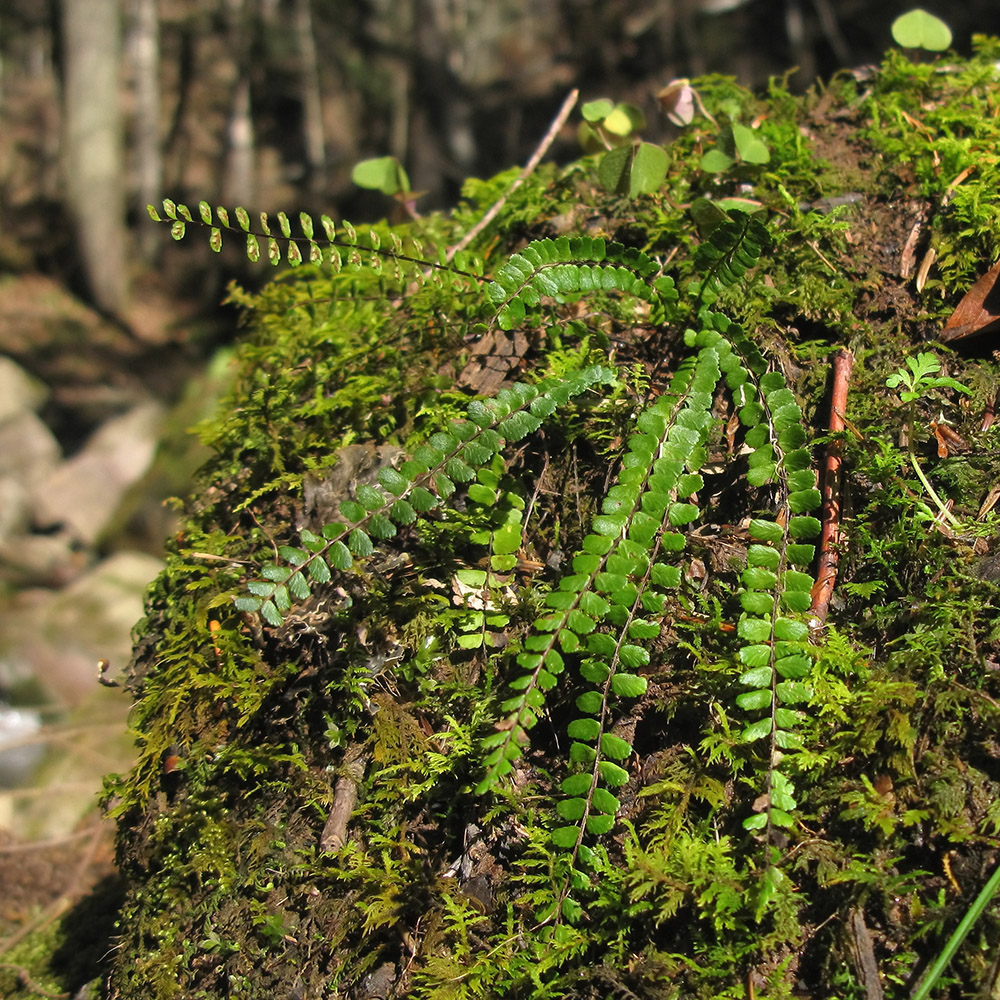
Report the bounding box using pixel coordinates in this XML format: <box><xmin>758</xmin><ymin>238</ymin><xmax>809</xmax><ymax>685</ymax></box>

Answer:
<box><xmin>94</xmin><ymin>42</ymin><xmax>1000</xmax><ymax>999</ymax></box>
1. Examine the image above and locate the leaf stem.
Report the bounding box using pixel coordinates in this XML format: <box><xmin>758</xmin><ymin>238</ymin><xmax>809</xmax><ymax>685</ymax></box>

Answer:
<box><xmin>907</xmin><ymin>443</ymin><xmax>960</xmax><ymax>529</ymax></box>
<box><xmin>911</xmin><ymin>861</ymin><xmax>1000</xmax><ymax>1000</ymax></box>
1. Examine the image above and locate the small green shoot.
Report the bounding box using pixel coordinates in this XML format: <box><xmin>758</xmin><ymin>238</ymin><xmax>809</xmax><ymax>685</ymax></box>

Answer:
<box><xmin>912</xmin><ymin>862</ymin><xmax>1000</xmax><ymax>1000</ymax></box>
<box><xmin>352</xmin><ymin>155</ymin><xmax>411</xmax><ymax>197</ymax></box>
<box><xmin>579</xmin><ymin>99</ymin><xmax>668</xmax><ymax>197</ymax></box>
<box><xmin>700</xmin><ymin>122</ymin><xmax>770</xmax><ymax>173</ymax></box>
<box><xmin>597</xmin><ymin>141</ymin><xmax>669</xmax><ymax>198</ymax></box>
<box><xmin>578</xmin><ymin>99</ymin><xmax>645</xmax><ymax>150</ymax></box>
<box><xmin>885</xmin><ymin>352</ymin><xmax>969</xmax><ymax>403</ymax></box>
<box><xmin>891</xmin><ymin>9</ymin><xmax>952</xmax><ymax>52</ymax></box>
<box><xmin>886</xmin><ymin>352</ymin><xmax>971</xmax><ymax>528</ymax></box>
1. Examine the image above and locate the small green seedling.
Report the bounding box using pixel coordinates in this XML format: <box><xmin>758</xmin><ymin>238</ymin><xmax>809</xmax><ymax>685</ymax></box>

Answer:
<box><xmin>886</xmin><ymin>352</ymin><xmax>970</xmax><ymax>527</ymax></box>
<box><xmin>352</xmin><ymin>154</ymin><xmax>420</xmax><ymax>219</ymax></box>
<box><xmin>700</xmin><ymin>122</ymin><xmax>770</xmax><ymax>173</ymax></box>
<box><xmin>579</xmin><ymin>99</ymin><xmax>669</xmax><ymax>198</ymax></box>
<box><xmin>351</xmin><ymin>155</ymin><xmax>410</xmax><ymax>198</ymax></box>
<box><xmin>578</xmin><ymin>99</ymin><xmax>645</xmax><ymax>150</ymax></box>
<box><xmin>597</xmin><ymin>141</ymin><xmax>669</xmax><ymax>198</ymax></box>
<box><xmin>885</xmin><ymin>351</ymin><xmax>969</xmax><ymax>403</ymax></box>
<box><xmin>891</xmin><ymin>9</ymin><xmax>952</xmax><ymax>52</ymax></box>
<box><xmin>699</xmin><ymin>99</ymin><xmax>770</xmax><ymax>174</ymax></box>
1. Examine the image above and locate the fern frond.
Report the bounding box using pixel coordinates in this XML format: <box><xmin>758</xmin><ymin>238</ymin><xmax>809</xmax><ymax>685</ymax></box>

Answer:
<box><xmin>148</xmin><ymin>199</ymin><xmax>483</xmax><ymax>282</ymax></box>
<box><xmin>487</xmin><ymin>236</ymin><xmax>679</xmax><ymax>331</ymax></box>
<box><xmin>716</xmin><ymin>321</ymin><xmax>822</xmax><ymax>837</ymax></box>
<box><xmin>235</xmin><ymin>365</ymin><xmax>615</xmax><ymax>626</ymax></box>
<box><xmin>476</xmin><ymin>345</ymin><xmax>720</xmax><ymax>812</ymax></box>
<box><xmin>693</xmin><ymin>210</ymin><xmax>773</xmax><ymax>296</ymax></box>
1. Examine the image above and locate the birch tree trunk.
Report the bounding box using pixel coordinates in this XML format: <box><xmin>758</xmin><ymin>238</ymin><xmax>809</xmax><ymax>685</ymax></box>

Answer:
<box><xmin>128</xmin><ymin>0</ymin><xmax>162</xmax><ymax>264</ymax></box>
<box><xmin>222</xmin><ymin>0</ymin><xmax>255</xmax><ymax>207</ymax></box>
<box><xmin>60</xmin><ymin>0</ymin><xmax>128</xmax><ymax>315</ymax></box>
<box><xmin>295</xmin><ymin>0</ymin><xmax>326</xmax><ymax>186</ymax></box>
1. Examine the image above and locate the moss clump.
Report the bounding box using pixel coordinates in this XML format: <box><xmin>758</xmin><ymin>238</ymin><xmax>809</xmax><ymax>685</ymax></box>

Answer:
<box><xmin>94</xmin><ymin>40</ymin><xmax>1000</xmax><ymax>1000</ymax></box>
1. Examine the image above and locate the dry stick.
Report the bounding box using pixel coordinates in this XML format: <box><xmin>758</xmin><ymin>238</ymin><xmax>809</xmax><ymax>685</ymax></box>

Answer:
<box><xmin>847</xmin><ymin>908</ymin><xmax>884</xmax><ymax>1000</ymax></box>
<box><xmin>319</xmin><ymin>744</ymin><xmax>369</xmax><ymax>851</ymax></box>
<box><xmin>0</xmin><ymin>964</ymin><xmax>68</xmax><ymax>999</ymax></box>
<box><xmin>811</xmin><ymin>348</ymin><xmax>854</xmax><ymax>623</ymax></box>
<box><xmin>445</xmin><ymin>88</ymin><xmax>580</xmax><ymax>263</ymax></box>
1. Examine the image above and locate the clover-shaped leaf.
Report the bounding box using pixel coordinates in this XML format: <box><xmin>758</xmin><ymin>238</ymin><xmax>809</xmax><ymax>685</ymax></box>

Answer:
<box><xmin>891</xmin><ymin>9</ymin><xmax>952</xmax><ymax>51</ymax></box>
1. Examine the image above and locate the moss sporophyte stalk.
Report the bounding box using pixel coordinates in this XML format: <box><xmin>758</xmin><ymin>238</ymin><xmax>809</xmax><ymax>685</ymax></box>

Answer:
<box><xmin>91</xmin><ymin>39</ymin><xmax>1000</xmax><ymax>1000</ymax></box>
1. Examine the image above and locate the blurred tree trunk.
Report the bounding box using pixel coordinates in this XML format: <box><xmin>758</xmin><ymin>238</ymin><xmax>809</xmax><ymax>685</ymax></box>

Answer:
<box><xmin>60</xmin><ymin>0</ymin><xmax>128</xmax><ymax>315</ymax></box>
<box><xmin>223</xmin><ymin>0</ymin><xmax>255</xmax><ymax>207</ymax></box>
<box><xmin>128</xmin><ymin>0</ymin><xmax>162</xmax><ymax>264</ymax></box>
<box><xmin>295</xmin><ymin>0</ymin><xmax>326</xmax><ymax>187</ymax></box>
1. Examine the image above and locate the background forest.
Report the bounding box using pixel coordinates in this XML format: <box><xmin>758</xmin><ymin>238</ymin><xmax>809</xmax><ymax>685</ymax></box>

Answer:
<box><xmin>1</xmin><ymin>1</ymin><xmax>1000</xmax><ymax>998</ymax></box>
<box><xmin>4</xmin><ymin>0</ymin><xmax>998</xmax><ymax>324</ymax></box>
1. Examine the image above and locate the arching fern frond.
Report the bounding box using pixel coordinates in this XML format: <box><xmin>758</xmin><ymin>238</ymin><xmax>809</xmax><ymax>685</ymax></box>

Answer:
<box><xmin>148</xmin><ymin>199</ymin><xmax>484</xmax><ymax>284</ymax></box>
<box><xmin>721</xmin><ymin>324</ymin><xmax>822</xmax><ymax>840</ymax></box>
<box><xmin>694</xmin><ymin>209</ymin><xmax>773</xmax><ymax>297</ymax></box>
<box><xmin>487</xmin><ymin>235</ymin><xmax>679</xmax><ymax>331</ymax></box>
<box><xmin>476</xmin><ymin>345</ymin><xmax>717</xmax><ymax>797</ymax></box>
<box><xmin>234</xmin><ymin>365</ymin><xmax>614</xmax><ymax>626</ymax></box>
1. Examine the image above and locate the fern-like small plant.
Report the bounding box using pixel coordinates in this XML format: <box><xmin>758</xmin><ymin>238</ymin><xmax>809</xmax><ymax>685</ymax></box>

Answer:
<box><xmin>155</xmin><ymin>194</ymin><xmax>824</xmax><ymax>924</ymax></box>
<box><xmin>233</xmin><ymin>365</ymin><xmax>614</xmax><ymax>626</ymax></box>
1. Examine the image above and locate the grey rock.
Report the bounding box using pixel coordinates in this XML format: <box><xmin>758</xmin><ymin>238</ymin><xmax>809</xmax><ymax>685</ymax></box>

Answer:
<box><xmin>0</xmin><ymin>409</ymin><xmax>61</xmax><ymax>486</ymax></box>
<box><xmin>0</xmin><ymin>410</ymin><xmax>62</xmax><ymax>547</ymax></box>
<box><xmin>0</xmin><ymin>550</ymin><xmax>162</xmax><ymax>838</ymax></box>
<box><xmin>0</xmin><ymin>355</ymin><xmax>47</xmax><ymax>421</ymax></box>
<box><xmin>0</xmin><ymin>478</ymin><xmax>31</xmax><ymax>544</ymax></box>
<box><xmin>32</xmin><ymin>401</ymin><xmax>164</xmax><ymax>545</ymax></box>
<box><xmin>0</xmin><ymin>703</ymin><xmax>43</xmax><ymax>787</ymax></box>
<box><xmin>0</xmin><ymin>530</ymin><xmax>85</xmax><ymax>587</ymax></box>
<box><xmin>14</xmin><ymin>550</ymin><xmax>164</xmax><ymax>705</ymax></box>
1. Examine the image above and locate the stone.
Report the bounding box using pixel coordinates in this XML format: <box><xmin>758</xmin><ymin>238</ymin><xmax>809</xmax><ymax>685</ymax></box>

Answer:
<box><xmin>0</xmin><ymin>410</ymin><xmax>62</xmax><ymax>548</ymax></box>
<box><xmin>0</xmin><ymin>531</ymin><xmax>86</xmax><ymax>587</ymax></box>
<box><xmin>32</xmin><ymin>401</ymin><xmax>164</xmax><ymax>545</ymax></box>
<box><xmin>0</xmin><ymin>703</ymin><xmax>43</xmax><ymax>789</ymax></box>
<box><xmin>6</xmin><ymin>550</ymin><xmax>164</xmax><ymax>707</ymax></box>
<box><xmin>0</xmin><ymin>478</ymin><xmax>31</xmax><ymax>545</ymax></box>
<box><xmin>0</xmin><ymin>551</ymin><xmax>162</xmax><ymax>839</ymax></box>
<box><xmin>0</xmin><ymin>409</ymin><xmax>61</xmax><ymax>486</ymax></box>
<box><xmin>0</xmin><ymin>355</ymin><xmax>47</xmax><ymax>421</ymax></box>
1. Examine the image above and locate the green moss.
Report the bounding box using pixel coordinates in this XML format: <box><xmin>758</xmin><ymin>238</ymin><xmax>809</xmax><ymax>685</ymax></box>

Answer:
<box><xmin>91</xmin><ymin>41</ymin><xmax>1000</xmax><ymax>1000</ymax></box>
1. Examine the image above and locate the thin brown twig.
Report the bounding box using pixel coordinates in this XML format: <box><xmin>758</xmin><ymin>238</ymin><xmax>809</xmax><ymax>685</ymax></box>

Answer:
<box><xmin>0</xmin><ymin>963</ymin><xmax>68</xmax><ymax>999</ymax></box>
<box><xmin>446</xmin><ymin>88</ymin><xmax>579</xmax><ymax>263</ymax></box>
<box><xmin>806</xmin><ymin>239</ymin><xmax>838</xmax><ymax>274</ymax></box>
<box><xmin>811</xmin><ymin>348</ymin><xmax>854</xmax><ymax>623</ymax></box>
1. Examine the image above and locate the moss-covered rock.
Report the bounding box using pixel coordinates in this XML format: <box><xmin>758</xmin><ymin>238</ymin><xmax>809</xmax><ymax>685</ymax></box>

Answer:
<box><xmin>88</xmin><ymin>41</ymin><xmax>1000</xmax><ymax>999</ymax></box>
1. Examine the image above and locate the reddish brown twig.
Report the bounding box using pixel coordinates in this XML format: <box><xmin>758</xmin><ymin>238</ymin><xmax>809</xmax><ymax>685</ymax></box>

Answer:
<box><xmin>811</xmin><ymin>349</ymin><xmax>854</xmax><ymax>623</ymax></box>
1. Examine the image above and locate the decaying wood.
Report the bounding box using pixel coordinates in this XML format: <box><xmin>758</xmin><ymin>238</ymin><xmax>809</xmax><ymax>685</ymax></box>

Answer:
<box><xmin>319</xmin><ymin>744</ymin><xmax>369</xmax><ymax>851</ymax></box>
<box><xmin>456</xmin><ymin>328</ymin><xmax>531</xmax><ymax>395</ymax></box>
<box><xmin>847</xmin><ymin>908</ymin><xmax>884</xmax><ymax>1000</ymax></box>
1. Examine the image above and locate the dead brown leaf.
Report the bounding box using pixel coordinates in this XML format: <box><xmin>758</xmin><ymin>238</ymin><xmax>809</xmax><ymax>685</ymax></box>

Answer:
<box><xmin>942</xmin><ymin>260</ymin><xmax>1000</xmax><ymax>342</ymax></box>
